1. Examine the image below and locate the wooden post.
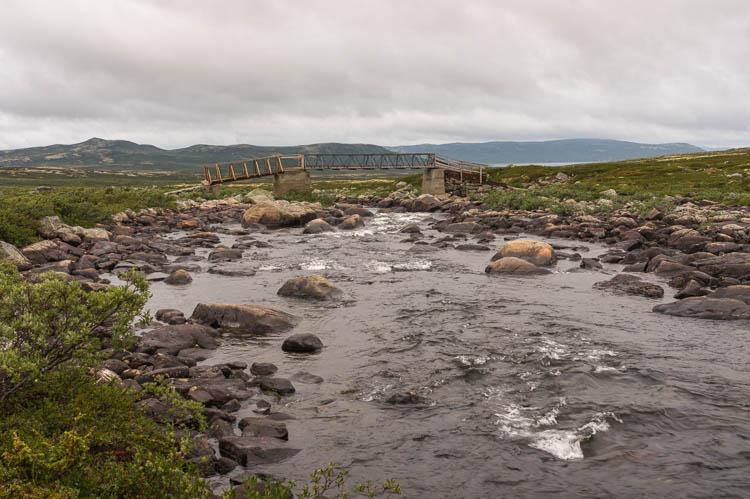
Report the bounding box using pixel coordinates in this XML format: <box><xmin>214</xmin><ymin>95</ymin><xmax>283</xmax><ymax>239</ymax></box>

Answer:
<box><xmin>277</xmin><ymin>156</ymin><xmax>284</xmax><ymax>173</ymax></box>
<box><xmin>229</xmin><ymin>163</ymin><xmax>237</xmax><ymax>180</ymax></box>
<box><xmin>460</xmin><ymin>165</ymin><xmax>463</xmax><ymax>182</ymax></box>
<box><xmin>300</xmin><ymin>154</ymin><xmax>305</xmax><ymax>170</ymax></box>
<box><xmin>254</xmin><ymin>159</ymin><xmax>261</xmax><ymax>176</ymax></box>
<box><xmin>204</xmin><ymin>166</ymin><xmax>211</xmax><ymax>183</ymax></box>
<box><xmin>243</xmin><ymin>161</ymin><xmax>249</xmax><ymax>178</ymax></box>
<box><xmin>265</xmin><ymin>158</ymin><xmax>272</xmax><ymax>174</ymax></box>
<box><xmin>215</xmin><ymin>164</ymin><xmax>223</xmax><ymax>182</ymax></box>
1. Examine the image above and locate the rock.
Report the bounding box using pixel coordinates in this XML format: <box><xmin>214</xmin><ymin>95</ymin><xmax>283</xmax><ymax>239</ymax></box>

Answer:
<box><xmin>281</xmin><ymin>333</ymin><xmax>324</xmax><ymax>353</ymax></box>
<box><xmin>0</xmin><ymin>241</ymin><xmax>32</xmax><ymax>270</ymax></box>
<box><xmin>239</xmin><ymin>417</ymin><xmax>288</xmax><ymax>440</ymax></box>
<box><xmin>81</xmin><ymin>228</ymin><xmax>110</xmax><ymax>242</ymax></box>
<box><xmin>303</xmin><ymin>218</ymin><xmax>334</xmax><ymax>234</ymax></box>
<box><xmin>250</xmin><ymin>362</ymin><xmax>278</xmax><ymax>376</ymax></box>
<box><xmin>443</xmin><ymin>222</ymin><xmax>481</xmax><ymax>234</ymax></box>
<box><xmin>21</xmin><ymin>240</ymin><xmax>59</xmax><ymax>264</ymax></box>
<box><xmin>593</xmin><ymin>274</ymin><xmax>664</xmax><ymax>298</ymax></box>
<box><xmin>580</xmin><ymin>258</ymin><xmax>603</xmax><ymax>270</ymax></box>
<box><xmin>277</xmin><ymin>275</ymin><xmax>343</xmax><ymax>300</ymax></box>
<box><xmin>191</xmin><ymin>303</ymin><xmax>296</xmax><ymax>334</ymax></box>
<box><xmin>485</xmin><ymin>257</ymin><xmax>551</xmax><ymax>275</ymax></box>
<box><xmin>343</xmin><ymin>207</ymin><xmax>374</xmax><ymax>217</ymax></box>
<box><xmin>218</xmin><ymin>436</ymin><xmax>301</xmax><ymax>466</ymax></box>
<box><xmin>208</xmin><ymin>248</ymin><xmax>243</xmax><ymax>262</ymax></box>
<box><xmin>255</xmin><ymin>377</ymin><xmax>296</xmax><ymax>395</ymax></box>
<box><xmin>165</xmin><ymin>269</ymin><xmax>193</xmax><ymax>285</ymax></box>
<box><xmin>385</xmin><ymin>391</ymin><xmax>427</xmax><ymax>404</ymax></box>
<box><xmin>102</xmin><ymin>358</ymin><xmax>129</xmax><ymax>374</ymax></box>
<box><xmin>668</xmin><ymin>228</ymin><xmax>709</xmax><ymax>252</ymax></box>
<box><xmin>213</xmin><ymin>457</ymin><xmax>238</xmax><ymax>475</ymax></box>
<box><xmin>135</xmin><ymin>366</ymin><xmax>191</xmax><ymax>385</ymax></box>
<box><xmin>674</xmin><ymin>279</ymin><xmax>708</xmax><ymax>299</ymax></box>
<box><xmin>206</xmin><ymin>419</ymin><xmax>235</xmax><ymax>439</ymax></box>
<box><xmin>455</xmin><ymin>244</ymin><xmax>490</xmax><ymax>251</ymax></box>
<box><xmin>707</xmin><ymin>285</ymin><xmax>750</xmax><ymax>305</ymax></box>
<box><xmin>178</xmin><ymin>347</ymin><xmax>213</xmax><ymax>362</ymax></box>
<box><xmin>179</xmin><ymin>219</ymin><xmax>199</xmax><ymax>230</ymax></box>
<box><xmin>653</xmin><ymin>297</ymin><xmax>750</xmax><ymax>320</ymax></box>
<box><xmin>38</xmin><ymin>216</ymin><xmax>63</xmax><ymax>238</ymax></box>
<box><xmin>694</xmin><ymin>253</ymin><xmax>750</xmax><ymax>280</ymax></box>
<box><xmin>241</xmin><ymin>201</ymin><xmax>316</xmax><ymax>227</ymax></box>
<box><xmin>139</xmin><ymin>324</ymin><xmax>220</xmax><ymax>355</ymax></box>
<box><xmin>399</xmin><ymin>223</ymin><xmax>421</xmax><ymax>233</ymax></box>
<box><xmin>339</xmin><ymin>214</ymin><xmax>363</xmax><ymax>230</ymax></box>
<box><xmin>291</xmin><ymin>371</ymin><xmax>324</xmax><ymax>384</ymax></box>
<box><xmin>493</xmin><ymin>239</ymin><xmax>556</xmax><ymax>266</ymax></box>
<box><xmin>155</xmin><ymin>308</ymin><xmax>186</xmax><ymax>325</ymax></box>
<box><xmin>412</xmin><ymin>194</ymin><xmax>442</xmax><ymax>212</ymax></box>
<box><xmin>171</xmin><ymin>377</ymin><xmax>253</xmax><ymax>406</ymax></box>
<box><xmin>600</xmin><ymin>189</ymin><xmax>617</xmax><ymax>196</ymax></box>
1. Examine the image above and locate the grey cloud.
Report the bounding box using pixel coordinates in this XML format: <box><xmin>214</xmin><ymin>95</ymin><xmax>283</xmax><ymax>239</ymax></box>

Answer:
<box><xmin>0</xmin><ymin>0</ymin><xmax>749</xmax><ymax>149</ymax></box>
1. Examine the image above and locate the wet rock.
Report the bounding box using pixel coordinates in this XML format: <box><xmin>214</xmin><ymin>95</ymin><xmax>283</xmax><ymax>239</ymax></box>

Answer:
<box><xmin>165</xmin><ymin>269</ymin><xmax>193</xmax><ymax>285</ymax></box>
<box><xmin>485</xmin><ymin>257</ymin><xmax>551</xmax><ymax>275</ymax></box>
<box><xmin>222</xmin><ymin>399</ymin><xmax>242</xmax><ymax>413</ymax></box>
<box><xmin>208</xmin><ymin>248</ymin><xmax>243</xmax><ymax>262</ymax></box>
<box><xmin>255</xmin><ymin>377</ymin><xmax>296</xmax><ymax>395</ymax></box>
<box><xmin>277</xmin><ymin>275</ymin><xmax>343</xmax><ymax>300</ymax></box>
<box><xmin>213</xmin><ymin>457</ymin><xmax>238</xmax><ymax>475</ymax></box>
<box><xmin>191</xmin><ymin>303</ymin><xmax>296</xmax><ymax>334</ymax></box>
<box><xmin>492</xmin><ymin>239</ymin><xmax>556</xmax><ymax>266</ymax></box>
<box><xmin>455</xmin><ymin>244</ymin><xmax>490</xmax><ymax>251</ymax></box>
<box><xmin>303</xmin><ymin>218</ymin><xmax>334</xmax><ymax>234</ymax></box>
<box><xmin>343</xmin><ymin>207</ymin><xmax>374</xmax><ymax>217</ymax></box>
<box><xmin>0</xmin><ymin>241</ymin><xmax>32</xmax><ymax>270</ymax></box>
<box><xmin>155</xmin><ymin>308</ymin><xmax>187</xmax><ymax>325</ymax></box>
<box><xmin>218</xmin><ymin>436</ymin><xmax>301</xmax><ymax>466</ymax></box>
<box><xmin>251</xmin><ymin>362</ymin><xmax>278</xmax><ymax>376</ymax></box>
<box><xmin>172</xmin><ymin>378</ymin><xmax>254</xmax><ymax>406</ymax></box>
<box><xmin>241</xmin><ymin>201</ymin><xmax>317</xmax><ymax>228</ymax></box>
<box><xmin>704</xmin><ymin>242</ymin><xmax>742</xmax><ymax>254</ymax></box>
<box><xmin>593</xmin><ymin>274</ymin><xmax>664</xmax><ymax>298</ymax></box>
<box><xmin>178</xmin><ymin>347</ymin><xmax>213</xmax><ymax>362</ymax></box>
<box><xmin>385</xmin><ymin>391</ymin><xmax>427</xmax><ymax>405</ymax></box>
<box><xmin>694</xmin><ymin>253</ymin><xmax>750</xmax><ymax>280</ymax></box>
<box><xmin>281</xmin><ymin>333</ymin><xmax>324</xmax><ymax>353</ymax></box>
<box><xmin>668</xmin><ymin>228</ymin><xmax>709</xmax><ymax>252</ymax></box>
<box><xmin>339</xmin><ymin>214</ymin><xmax>363</xmax><ymax>230</ymax></box>
<box><xmin>707</xmin><ymin>285</ymin><xmax>750</xmax><ymax>304</ymax></box>
<box><xmin>443</xmin><ymin>222</ymin><xmax>481</xmax><ymax>234</ymax></box>
<box><xmin>653</xmin><ymin>297</ymin><xmax>750</xmax><ymax>320</ymax></box>
<box><xmin>206</xmin><ymin>418</ymin><xmax>235</xmax><ymax>439</ymax></box>
<box><xmin>399</xmin><ymin>223</ymin><xmax>421</xmax><ymax>233</ymax></box>
<box><xmin>674</xmin><ymin>279</ymin><xmax>708</xmax><ymax>299</ymax></box>
<box><xmin>134</xmin><ymin>366</ymin><xmax>191</xmax><ymax>384</ymax></box>
<box><xmin>291</xmin><ymin>371</ymin><xmax>324</xmax><ymax>384</ymax></box>
<box><xmin>139</xmin><ymin>324</ymin><xmax>219</xmax><ymax>355</ymax></box>
<box><xmin>580</xmin><ymin>258</ymin><xmax>603</xmax><ymax>270</ymax></box>
<box><xmin>239</xmin><ymin>417</ymin><xmax>289</xmax><ymax>440</ymax></box>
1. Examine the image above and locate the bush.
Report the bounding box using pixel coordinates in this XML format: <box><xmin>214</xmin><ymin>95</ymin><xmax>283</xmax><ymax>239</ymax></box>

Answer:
<box><xmin>0</xmin><ymin>263</ymin><xmax>150</xmax><ymax>402</ymax></box>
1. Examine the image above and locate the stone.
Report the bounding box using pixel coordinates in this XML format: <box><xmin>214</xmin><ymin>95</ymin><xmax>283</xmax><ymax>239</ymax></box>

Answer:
<box><xmin>291</xmin><ymin>371</ymin><xmax>324</xmax><ymax>384</ymax></box>
<box><xmin>580</xmin><ymin>258</ymin><xmax>603</xmax><ymax>270</ymax></box>
<box><xmin>155</xmin><ymin>308</ymin><xmax>187</xmax><ymax>325</ymax></box>
<box><xmin>277</xmin><ymin>275</ymin><xmax>343</xmax><ymax>300</ymax></box>
<box><xmin>255</xmin><ymin>377</ymin><xmax>296</xmax><ymax>395</ymax></box>
<box><xmin>707</xmin><ymin>285</ymin><xmax>750</xmax><ymax>305</ymax></box>
<box><xmin>0</xmin><ymin>241</ymin><xmax>32</xmax><ymax>270</ymax></box>
<box><xmin>385</xmin><ymin>391</ymin><xmax>427</xmax><ymax>404</ymax></box>
<box><xmin>493</xmin><ymin>239</ymin><xmax>556</xmax><ymax>266</ymax></box>
<box><xmin>164</xmin><ymin>269</ymin><xmax>193</xmax><ymax>285</ymax></box>
<box><xmin>343</xmin><ymin>207</ymin><xmax>374</xmax><ymax>217</ymax></box>
<box><xmin>241</xmin><ymin>201</ymin><xmax>317</xmax><ymax>227</ymax></box>
<box><xmin>593</xmin><ymin>274</ymin><xmax>664</xmax><ymax>298</ymax></box>
<box><xmin>399</xmin><ymin>223</ymin><xmax>421</xmax><ymax>233</ymax></box>
<box><xmin>443</xmin><ymin>222</ymin><xmax>481</xmax><ymax>234</ymax></box>
<box><xmin>21</xmin><ymin>240</ymin><xmax>59</xmax><ymax>264</ymax></box>
<box><xmin>38</xmin><ymin>216</ymin><xmax>63</xmax><ymax>238</ymax></box>
<box><xmin>208</xmin><ymin>248</ymin><xmax>243</xmax><ymax>262</ymax></box>
<box><xmin>674</xmin><ymin>279</ymin><xmax>708</xmax><ymax>299</ymax></box>
<box><xmin>339</xmin><ymin>214</ymin><xmax>363</xmax><ymax>230</ymax></box>
<box><xmin>81</xmin><ymin>228</ymin><xmax>110</xmax><ymax>242</ymax></box>
<box><xmin>653</xmin><ymin>297</ymin><xmax>750</xmax><ymax>320</ymax></box>
<box><xmin>250</xmin><ymin>362</ymin><xmax>278</xmax><ymax>376</ymax></box>
<box><xmin>303</xmin><ymin>218</ymin><xmax>334</xmax><ymax>234</ymax></box>
<box><xmin>281</xmin><ymin>333</ymin><xmax>324</xmax><ymax>353</ymax></box>
<box><xmin>412</xmin><ymin>194</ymin><xmax>442</xmax><ymax>212</ymax></box>
<box><xmin>239</xmin><ymin>417</ymin><xmax>288</xmax><ymax>440</ymax></box>
<box><xmin>139</xmin><ymin>324</ymin><xmax>219</xmax><ymax>355</ymax></box>
<box><xmin>191</xmin><ymin>303</ymin><xmax>296</xmax><ymax>334</ymax></box>
<box><xmin>485</xmin><ymin>257</ymin><xmax>551</xmax><ymax>275</ymax></box>
<box><xmin>218</xmin><ymin>436</ymin><xmax>300</xmax><ymax>466</ymax></box>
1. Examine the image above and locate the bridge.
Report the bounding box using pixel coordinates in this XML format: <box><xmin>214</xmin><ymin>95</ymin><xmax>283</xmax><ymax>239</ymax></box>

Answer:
<box><xmin>201</xmin><ymin>152</ymin><xmax>504</xmax><ymax>195</ymax></box>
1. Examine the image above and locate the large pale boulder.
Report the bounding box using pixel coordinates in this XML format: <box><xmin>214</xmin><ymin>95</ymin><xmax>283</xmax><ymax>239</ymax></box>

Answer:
<box><xmin>81</xmin><ymin>228</ymin><xmax>110</xmax><ymax>242</ymax></box>
<box><xmin>0</xmin><ymin>241</ymin><xmax>32</xmax><ymax>270</ymax></box>
<box><xmin>139</xmin><ymin>324</ymin><xmax>220</xmax><ymax>355</ymax></box>
<box><xmin>339</xmin><ymin>214</ymin><xmax>363</xmax><ymax>230</ymax></box>
<box><xmin>38</xmin><ymin>216</ymin><xmax>63</xmax><ymax>238</ymax></box>
<box><xmin>593</xmin><ymin>274</ymin><xmax>664</xmax><ymax>298</ymax></box>
<box><xmin>191</xmin><ymin>303</ymin><xmax>296</xmax><ymax>333</ymax></box>
<box><xmin>485</xmin><ymin>257</ymin><xmax>551</xmax><ymax>275</ymax></box>
<box><xmin>303</xmin><ymin>218</ymin><xmax>334</xmax><ymax>234</ymax></box>
<box><xmin>21</xmin><ymin>240</ymin><xmax>60</xmax><ymax>264</ymax></box>
<box><xmin>277</xmin><ymin>275</ymin><xmax>343</xmax><ymax>300</ymax></box>
<box><xmin>492</xmin><ymin>239</ymin><xmax>556</xmax><ymax>266</ymax></box>
<box><xmin>241</xmin><ymin>201</ymin><xmax>316</xmax><ymax>227</ymax></box>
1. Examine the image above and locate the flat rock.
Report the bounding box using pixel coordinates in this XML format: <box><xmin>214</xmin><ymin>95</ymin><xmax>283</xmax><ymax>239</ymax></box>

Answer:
<box><xmin>277</xmin><ymin>275</ymin><xmax>343</xmax><ymax>300</ymax></box>
<box><xmin>0</xmin><ymin>241</ymin><xmax>32</xmax><ymax>270</ymax></box>
<box><xmin>593</xmin><ymin>274</ymin><xmax>664</xmax><ymax>298</ymax></box>
<box><xmin>239</xmin><ymin>417</ymin><xmax>289</xmax><ymax>440</ymax></box>
<box><xmin>493</xmin><ymin>239</ymin><xmax>556</xmax><ymax>266</ymax></box>
<box><xmin>485</xmin><ymin>257</ymin><xmax>551</xmax><ymax>275</ymax></box>
<box><xmin>218</xmin><ymin>436</ymin><xmax>300</xmax><ymax>466</ymax></box>
<box><xmin>653</xmin><ymin>297</ymin><xmax>750</xmax><ymax>320</ymax></box>
<box><xmin>191</xmin><ymin>303</ymin><xmax>296</xmax><ymax>333</ymax></box>
<box><xmin>139</xmin><ymin>324</ymin><xmax>219</xmax><ymax>355</ymax></box>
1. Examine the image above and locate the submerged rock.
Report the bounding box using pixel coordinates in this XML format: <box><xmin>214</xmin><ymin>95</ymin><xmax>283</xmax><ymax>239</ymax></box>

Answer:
<box><xmin>339</xmin><ymin>214</ymin><xmax>363</xmax><ymax>230</ymax></box>
<box><xmin>493</xmin><ymin>239</ymin><xmax>556</xmax><ymax>266</ymax></box>
<box><xmin>165</xmin><ymin>269</ymin><xmax>193</xmax><ymax>285</ymax></box>
<box><xmin>191</xmin><ymin>303</ymin><xmax>296</xmax><ymax>333</ymax></box>
<box><xmin>281</xmin><ymin>333</ymin><xmax>324</xmax><ymax>353</ymax></box>
<box><xmin>303</xmin><ymin>218</ymin><xmax>334</xmax><ymax>234</ymax></box>
<box><xmin>485</xmin><ymin>257</ymin><xmax>551</xmax><ymax>275</ymax></box>
<box><xmin>277</xmin><ymin>275</ymin><xmax>343</xmax><ymax>300</ymax></box>
<box><xmin>653</xmin><ymin>297</ymin><xmax>750</xmax><ymax>320</ymax></box>
<box><xmin>593</xmin><ymin>274</ymin><xmax>664</xmax><ymax>298</ymax></box>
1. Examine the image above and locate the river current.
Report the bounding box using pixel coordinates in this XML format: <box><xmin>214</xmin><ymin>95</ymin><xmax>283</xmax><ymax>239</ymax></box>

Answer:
<box><xmin>142</xmin><ymin>211</ymin><xmax>750</xmax><ymax>498</ymax></box>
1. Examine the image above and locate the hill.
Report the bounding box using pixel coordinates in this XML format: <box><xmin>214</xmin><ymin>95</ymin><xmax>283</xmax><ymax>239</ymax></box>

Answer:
<box><xmin>390</xmin><ymin>138</ymin><xmax>704</xmax><ymax>164</ymax></box>
<box><xmin>0</xmin><ymin>138</ymin><xmax>391</xmax><ymax>171</ymax></box>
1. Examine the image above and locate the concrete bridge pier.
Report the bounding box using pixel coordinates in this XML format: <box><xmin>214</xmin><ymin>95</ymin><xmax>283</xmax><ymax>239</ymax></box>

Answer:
<box><xmin>273</xmin><ymin>170</ymin><xmax>311</xmax><ymax>195</ymax></box>
<box><xmin>421</xmin><ymin>168</ymin><xmax>446</xmax><ymax>195</ymax></box>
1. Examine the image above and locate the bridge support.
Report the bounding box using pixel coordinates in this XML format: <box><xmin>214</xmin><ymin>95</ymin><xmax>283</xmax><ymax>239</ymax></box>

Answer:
<box><xmin>273</xmin><ymin>170</ymin><xmax>311</xmax><ymax>195</ymax></box>
<box><xmin>421</xmin><ymin>168</ymin><xmax>446</xmax><ymax>196</ymax></box>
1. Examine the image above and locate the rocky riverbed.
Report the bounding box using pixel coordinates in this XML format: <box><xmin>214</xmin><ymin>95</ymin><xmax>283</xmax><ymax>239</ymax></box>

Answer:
<box><xmin>2</xmin><ymin>189</ymin><xmax>750</xmax><ymax>497</ymax></box>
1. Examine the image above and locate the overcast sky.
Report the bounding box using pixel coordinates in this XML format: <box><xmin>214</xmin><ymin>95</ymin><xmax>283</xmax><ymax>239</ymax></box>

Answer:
<box><xmin>0</xmin><ymin>0</ymin><xmax>749</xmax><ymax>150</ymax></box>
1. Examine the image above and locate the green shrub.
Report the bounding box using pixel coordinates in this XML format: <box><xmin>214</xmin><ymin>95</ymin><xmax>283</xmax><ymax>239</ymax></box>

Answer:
<box><xmin>0</xmin><ymin>263</ymin><xmax>150</xmax><ymax>402</ymax></box>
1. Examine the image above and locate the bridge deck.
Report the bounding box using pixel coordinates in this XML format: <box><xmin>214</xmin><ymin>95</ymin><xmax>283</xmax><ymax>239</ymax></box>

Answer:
<box><xmin>202</xmin><ymin>153</ymin><xmax>491</xmax><ymax>185</ymax></box>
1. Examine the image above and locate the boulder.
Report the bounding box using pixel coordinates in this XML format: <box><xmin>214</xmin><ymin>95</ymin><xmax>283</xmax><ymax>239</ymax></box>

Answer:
<box><xmin>303</xmin><ymin>218</ymin><xmax>334</xmax><ymax>234</ymax></box>
<box><xmin>667</xmin><ymin>228</ymin><xmax>709</xmax><ymax>252</ymax></box>
<box><xmin>412</xmin><ymin>194</ymin><xmax>442</xmax><ymax>212</ymax></box>
<box><xmin>21</xmin><ymin>240</ymin><xmax>59</xmax><ymax>264</ymax></box>
<box><xmin>653</xmin><ymin>297</ymin><xmax>750</xmax><ymax>320</ymax></box>
<box><xmin>694</xmin><ymin>253</ymin><xmax>750</xmax><ymax>280</ymax></box>
<box><xmin>593</xmin><ymin>274</ymin><xmax>664</xmax><ymax>298</ymax></box>
<box><xmin>155</xmin><ymin>309</ymin><xmax>187</xmax><ymax>324</ymax></box>
<box><xmin>241</xmin><ymin>201</ymin><xmax>316</xmax><ymax>227</ymax></box>
<box><xmin>81</xmin><ymin>228</ymin><xmax>110</xmax><ymax>242</ymax></box>
<box><xmin>251</xmin><ymin>363</ymin><xmax>278</xmax><ymax>376</ymax></box>
<box><xmin>339</xmin><ymin>214</ymin><xmax>363</xmax><ymax>230</ymax></box>
<box><xmin>343</xmin><ymin>207</ymin><xmax>374</xmax><ymax>217</ymax></box>
<box><xmin>38</xmin><ymin>216</ymin><xmax>63</xmax><ymax>238</ymax></box>
<box><xmin>255</xmin><ymin>377</ymin><xmax>296</xmax><ymax>395</ymax></box>
<box><xmin>165</xmin><ymin>269</ymin><xmax>193</xmax><ymax>285</ymax></box>
<box><xmin>218</xmin><ymin>436</ymin><xmax>300</xmax><ymax>466</ymax></box>
<box><xmin>277</xmin><ymin>275</ymin><xmax>343</xmax><ymax>300</ymax></box>
<box><xmin>385</xmin><ymin>391</ymin><xmax>427</xmax><ymax>404</ymax></box>
<box><xmin>191</xmin><ymin>303</ymin><xmax>296</xmax><ymax>334</ymax></box>
<box><xmin>239</xmin><ymin>417</ymin><xmax>288</xmax><ymax>440</ymax></box>
<box><xmin>399</xmin><ymin>223</ymin><xmax>421</xmax><ymax>234</ymax></box>
<box><xmin>281</xmin><ymin>333</ymin><xmax>324</xmax><ymax>353</ymax></box>
<box><xmin>208</xmin><ymin>248</ymin><xmax>243</xmax><ymax>262</ymax></box>
<box><xmin>493</xmin><ymin>239</ymin><xmax>556</xmax><ymax>266</ymax></box>
<box><xmin>139</xmin><ymin>324</ymin><xmax>220</xmax><ymax>355</ymax></box>
<box><xmin>0</xmin><ymin>241</ymin><xmax>32</xmax><ymax>270</ymax></box>
<box><xmin>707</xmin><ymin>285</ymin><xmax>750</xmax><ymax>305</ymax></box>
<box><xmin>443</xmin><ymin>222</ymin><xmax>481</xmax><ymax>234</ymax></box>
<box><xmin>485</xmin><ymin>257</ymin><xmax>551</xmax><ymax>275</ymax></box>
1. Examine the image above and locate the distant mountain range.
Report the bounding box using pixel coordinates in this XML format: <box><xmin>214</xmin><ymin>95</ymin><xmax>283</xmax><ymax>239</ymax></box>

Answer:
<box><xmin>390</xmin><ymin>139</ymin><xmax>704</xmax><ymax>164</ymax></box>
<box><xmin>0</xmin><ymin>138</ymin><xmax>391</xmax><ymax>171</ymax></box>
<box><xmin>0</xmin><ymin>137</ymin><xmax>706</xmax><ymax>171</ymax></box>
